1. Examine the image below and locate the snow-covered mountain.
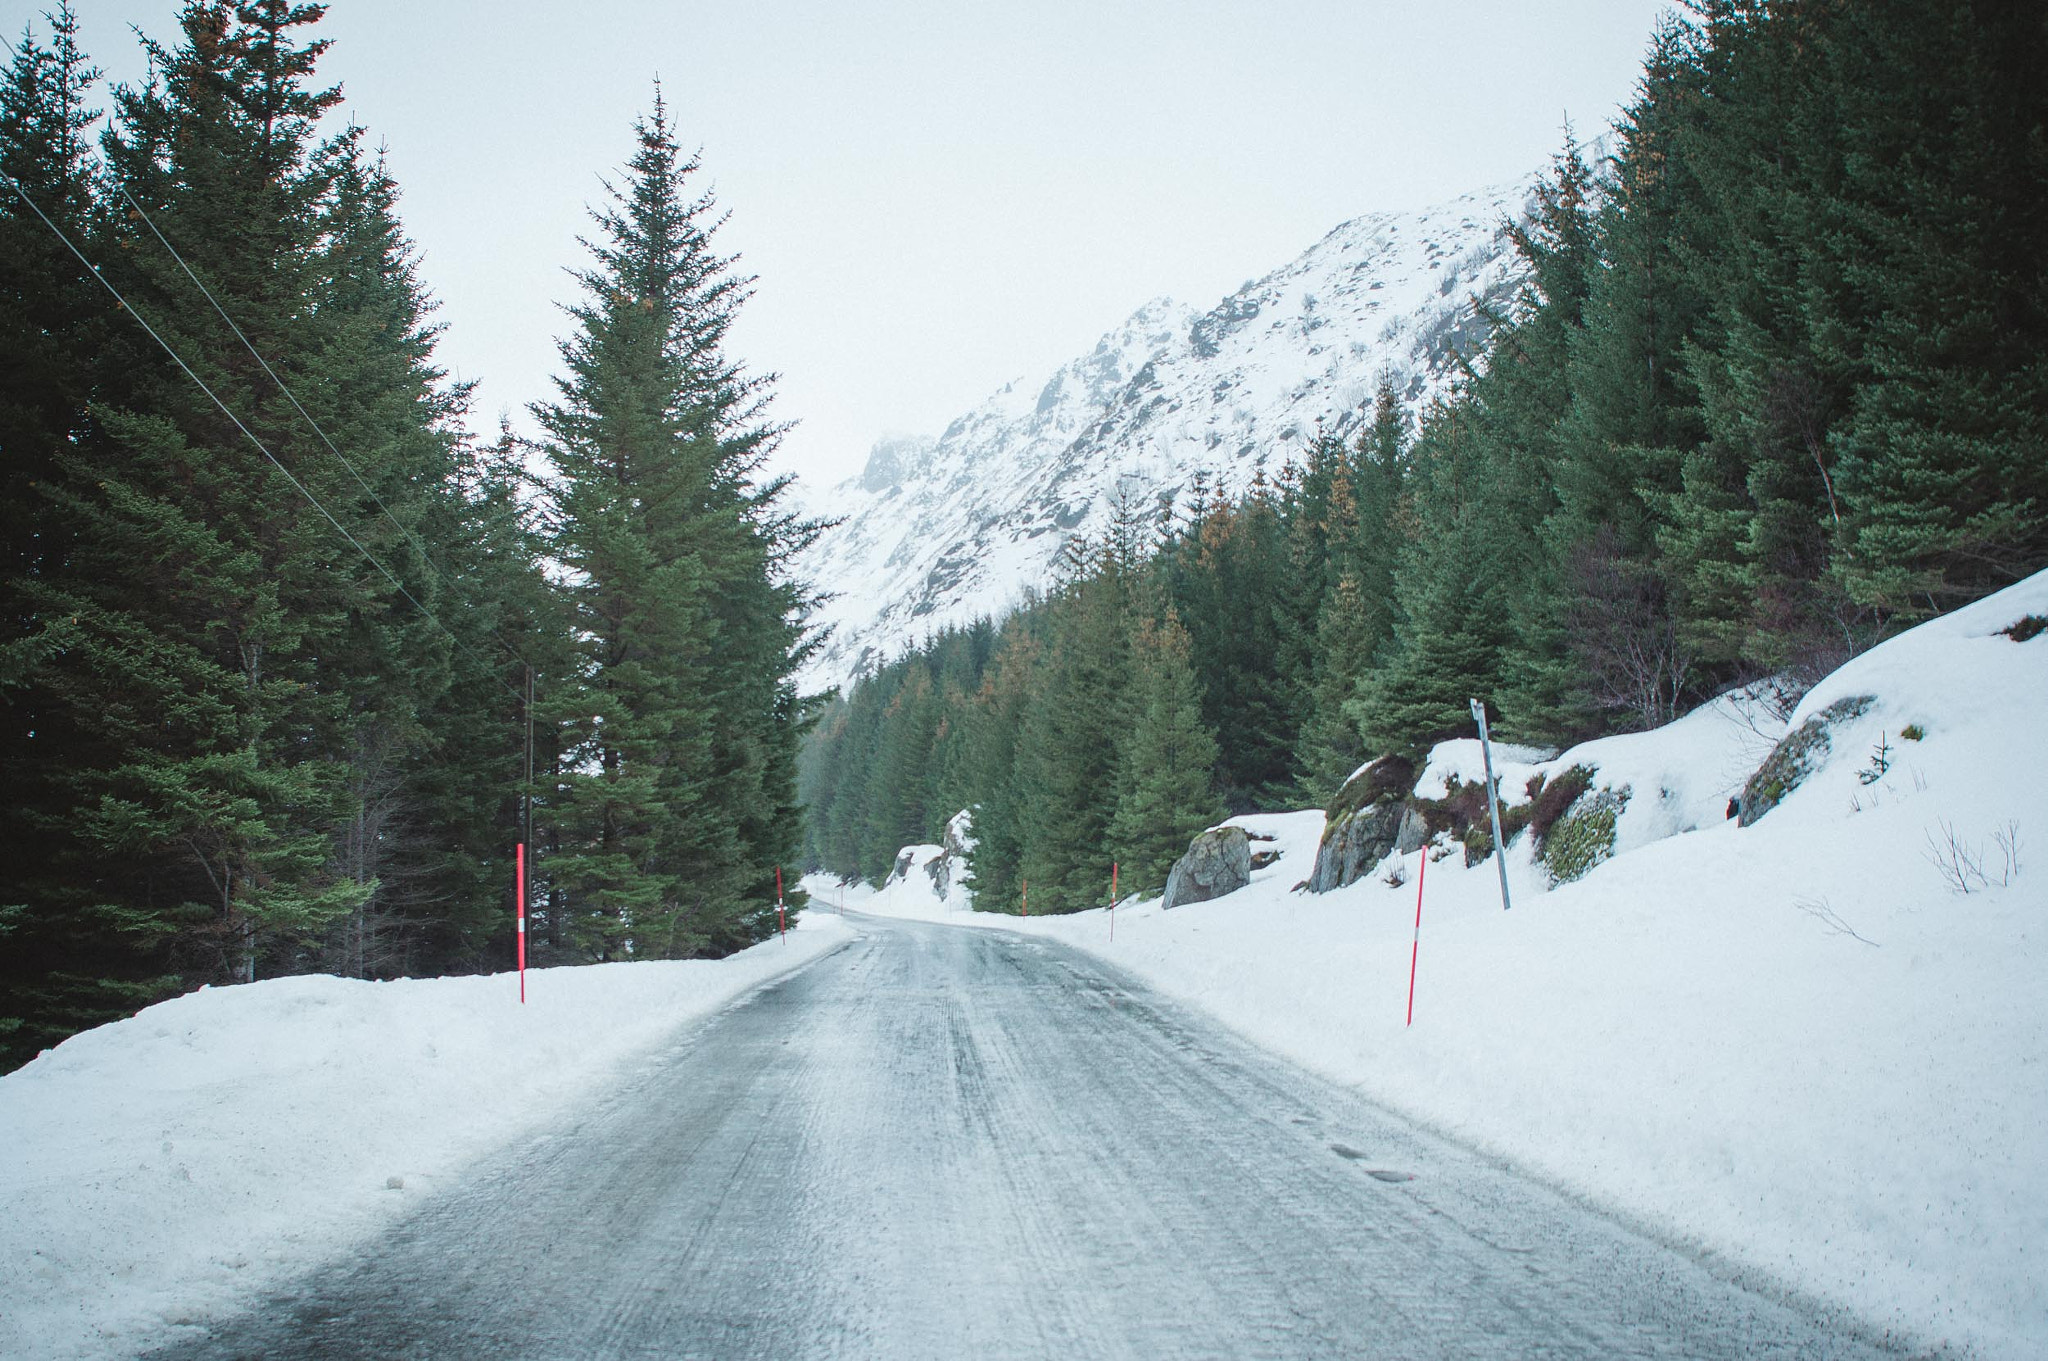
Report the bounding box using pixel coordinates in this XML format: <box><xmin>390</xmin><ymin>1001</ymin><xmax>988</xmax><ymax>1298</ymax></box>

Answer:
<box><xmin>798</xmin><ymin>173</ymin><xmax>1545</xmax><ymax>690</ymax></box>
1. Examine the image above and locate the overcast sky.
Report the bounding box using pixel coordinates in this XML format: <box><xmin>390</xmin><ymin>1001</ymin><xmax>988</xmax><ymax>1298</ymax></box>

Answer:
<box><xmin>48</xmin><ymin>0</ymin><xmax>1673</xmax><ymax>488</ymax></box>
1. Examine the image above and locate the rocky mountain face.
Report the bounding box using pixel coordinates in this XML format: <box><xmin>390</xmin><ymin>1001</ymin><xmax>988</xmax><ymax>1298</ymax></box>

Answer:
<box><xmin>797</xmin><ymin>173</ymin><xmax>1545</xmax><ymax>691</ymax></box>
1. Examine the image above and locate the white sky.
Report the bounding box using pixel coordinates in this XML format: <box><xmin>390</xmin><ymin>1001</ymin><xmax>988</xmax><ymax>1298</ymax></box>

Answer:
<box><xmin>47</xmin><ymin>0</ymin><xmax>1673</xmax><ymax>489</ymax></box>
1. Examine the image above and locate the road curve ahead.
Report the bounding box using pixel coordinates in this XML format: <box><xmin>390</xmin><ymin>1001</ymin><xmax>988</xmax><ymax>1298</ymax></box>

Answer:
<box><xmin>150</xmin><ymin>915</ymin><xmax>1898</xmax><ymax>1360</ymax></box>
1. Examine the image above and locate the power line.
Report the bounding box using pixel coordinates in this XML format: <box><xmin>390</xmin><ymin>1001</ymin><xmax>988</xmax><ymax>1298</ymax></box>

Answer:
<box><xmin>113</xmin><ymin>183</ymin><xmax>538</xmax><ymax>675</ymax></box>
<box><xmin>3</xmin><ymin>169</ymin><xmax>524</xmax><ymax>701</ymax></box>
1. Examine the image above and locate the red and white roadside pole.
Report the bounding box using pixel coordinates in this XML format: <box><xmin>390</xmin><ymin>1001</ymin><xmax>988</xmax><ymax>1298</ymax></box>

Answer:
<box><xmin>1405</xmin><ymin>846</ymin><xmax>1425</xmax><ymax>1027</ymax></box>
<box><xmin>516</xmin><ymin>841</ymin><xmax>527</xmax><ymax>1005</ymax></box>
<box><xmin>1021</xmin><ymin>879</ymin><xmax>1028</xmax><ymax>918</ymax></box>
<box><xmin>776</xmin><ymin>866</ymin><xmax>786</xmax><ymax>942</ymax></box>
<box><xmin>1109</xmin><ymin>862</ymin><xmax>1118</xmax><ymax>940</ymax></box>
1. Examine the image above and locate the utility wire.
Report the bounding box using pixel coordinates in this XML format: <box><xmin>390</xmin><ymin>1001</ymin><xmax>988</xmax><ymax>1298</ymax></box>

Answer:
<box><xmin>114</xmin><ymin>183</ymin><xmax>539</xmax><ymax>674</ymax></box>
<box><xmin>4</xmin><ymin>170</ymin><xmax>524</xmax><ymax>701</ymax></box>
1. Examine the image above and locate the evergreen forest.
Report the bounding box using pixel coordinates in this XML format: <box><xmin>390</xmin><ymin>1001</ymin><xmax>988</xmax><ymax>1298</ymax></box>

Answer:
<box><xmin>0</xmin><ymin>3</ymin><xmax>819</xmax><ymax>1070</ymax></box>
<box><xmin>799</xmin><ymin>2</ymin><xmax>2048</xmax><ymax>912</ymax></box>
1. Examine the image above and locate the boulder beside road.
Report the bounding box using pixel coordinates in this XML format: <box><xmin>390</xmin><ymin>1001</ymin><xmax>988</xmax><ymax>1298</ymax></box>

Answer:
<box><xmin>1162</xmin><ymin>825</ymin><xmax>1252</xmax><ymax>909</ymax></box>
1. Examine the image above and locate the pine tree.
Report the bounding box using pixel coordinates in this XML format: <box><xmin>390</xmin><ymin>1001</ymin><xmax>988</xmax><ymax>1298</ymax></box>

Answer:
<box><xmin>922</xmin><ymin>623</ymin><xmax>994</xmax><ymax>833</ymax></box>
<box><xmin>1297</xmin><ymin>572</ymin><xmax>1376</xmax><ymax>801</ymax></box>
<box><xmin>860</xmin><ymin>664</ymin><xmax>938</xmax><ymax>880</ymax></box>
<box><xmin>26</xmin><ymin>0</ymin><xmax>382</xmax><ymax>997</ymax></box>
<box><xmin>1166</xmin><ymin>488</ymin><xmax>1295</xmax><ymax>807</ymax></box>
<box><xmin>1811</xmin><ymin>1</ymin><xmax>2048</xmax><ymax>614</ymax></box>
<box><xmin>820</xmin><ymin>687</ymin><xmax>885</xmax><ymax>879</ymax></box>
<box><xmin>0</xmin><ymin>5</ymin><xmax>132</xmax><ymax>1065</ymax></box>
<box><xmin>1657</xmin><ymin>0</ymin><xmax>1872</xmax><ymax>679</ymax></box>
<box><xmin>1108</xmin><ymin>608</ymin><xmax>1221</xmax><ymax>895</ymax></box>
<box><xmin>1350</xmin><ymin>404</ymin><xmax>1517</xmax><ymax>750</ymax></box>
<box><xmin>1350</xmin><ymin>379</ymin><xmax>1409</xmax><ymax>652</ymax></box>
<box><xmin>1296</xmin><ymin>380</ymin><xmax>1410</xmax><ymax>797</ymax></box>
<box><xmin>1543</xmin><ymin>18</ymin><xmax>1710</xmax><ymax>729</ymax></box>
<box><xmin>1486</xmin><ymin>136</ymin><xmax>1602</xmax><ymax>738</ymax></box>
<box><xmin>537</xmin><ymin>93</ymin><xmax>812</xmax><ymax>958</ymax></box>
<box><xmin>961</xmin><ymin>615</ymin><xmax>1042</xmax><ymax>911</ymax></box>
<box><xmin>0</xmin><ymin>3</ymin><xmax>99</xmax><ymax>590</ymax></box>
<box><xmin>1014</xmin><ymin>556</ymin><xmax>1132</xmax><ymax>912</ymax></box>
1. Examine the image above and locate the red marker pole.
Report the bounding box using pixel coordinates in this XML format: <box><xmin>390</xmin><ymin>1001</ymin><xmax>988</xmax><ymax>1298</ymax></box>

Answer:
<box><xmin>516</xmin><ymin>841</ymin><xmax>527</xmax><ymax>1005</ymax></box>
<box><xmin>1405</xmin><ymin>848</ymin><xmax>1426</xmax><ymax>1027</ymax></box>
<box><xmin>1110</xmin><ymin>863</ymin><xmax>1118</xmax><ymax>940</ymax></box>
<box><xmin>776</xmin><ymin>866</ymin><xmax>786</xmax><ymax>942</ymax></box>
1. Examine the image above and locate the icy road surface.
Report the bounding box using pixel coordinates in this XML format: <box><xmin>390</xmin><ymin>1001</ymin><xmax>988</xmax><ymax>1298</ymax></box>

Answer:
<box><xmin>148</xmin><ymin>916</ymin><xmax>1897</xmax><ymax>1360</ymax></box>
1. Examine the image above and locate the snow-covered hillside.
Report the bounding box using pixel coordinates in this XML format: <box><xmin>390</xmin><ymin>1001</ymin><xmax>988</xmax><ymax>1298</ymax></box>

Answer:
<box><xmin>798</xmin><ymin>175</ymin><xmax>1541</xmax><ymax>689</ymax></box>
<box><xmin>836</xmin><ymin>569</ymin><xmax>2048</xmax><ymax>1358</ymax></box>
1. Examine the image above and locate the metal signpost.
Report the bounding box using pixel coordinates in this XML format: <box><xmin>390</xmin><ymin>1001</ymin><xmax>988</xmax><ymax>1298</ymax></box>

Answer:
<box><xmin>1470</xmin><ymin>697</ymin><xmax>1512</xmax><ymax>913</ymax></box>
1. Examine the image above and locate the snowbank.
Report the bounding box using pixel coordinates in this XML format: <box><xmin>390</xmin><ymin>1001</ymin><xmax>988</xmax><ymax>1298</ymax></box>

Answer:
<box><xmin>822</xmin><ymin>849</ymin><xmax>960</xmax><ymax>922</ymax></box>
<box><xmin>863</xmin><ymin>571</ymin><xmax>2048</xmax><ymax>1357</ymax></box>
<box><xmin>0</xmin><ymin>915</ymin><xmax>855</xmax><ymax>1361</ymax></box>
<box><xmin>1416</xmin><ymin>687</ymin><xmax>1790</xmax><ymax>867</ymax></box>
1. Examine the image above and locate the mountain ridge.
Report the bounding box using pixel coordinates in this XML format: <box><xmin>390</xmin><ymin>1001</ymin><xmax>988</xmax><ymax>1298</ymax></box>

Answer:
<box><xmin>798</xmin><ymin>171</ymin><xmax>1547</xmax><ymax>690</ymax></box>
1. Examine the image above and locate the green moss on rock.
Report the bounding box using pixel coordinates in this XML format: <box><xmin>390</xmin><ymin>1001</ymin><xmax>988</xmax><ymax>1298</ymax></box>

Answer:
<box><xmin>1541</xmin><ymin>786</ymin><xmax>1630</xmax><ymax>884</ymax></box>
<box><xmin>1737</xmin><ymin>695</ymin><xmax>1875</xmax><ymax>827</ymax></box>
<box><xmin>1525</xmin><ymin>764</ymin><xmax>1595</xmax><ymax>847</ymax></box>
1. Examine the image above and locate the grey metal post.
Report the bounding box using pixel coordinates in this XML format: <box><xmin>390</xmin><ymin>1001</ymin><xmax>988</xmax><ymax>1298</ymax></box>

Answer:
<box><xmin>1470</xmin><ymin>698</ymin><xmax>1512</xmax><ymax>912</ymax></box>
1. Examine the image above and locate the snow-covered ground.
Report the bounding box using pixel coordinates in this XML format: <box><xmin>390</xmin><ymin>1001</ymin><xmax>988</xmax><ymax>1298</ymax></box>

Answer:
<box><xmin>0</xmin><ymin>914</ymin><xmax>854</xmax><ymax>1361</ymax></box>
<box><xmin>835</xmin><ymin>571</ymin><xmax>2048</xmax><ymax>1358</ymax></box>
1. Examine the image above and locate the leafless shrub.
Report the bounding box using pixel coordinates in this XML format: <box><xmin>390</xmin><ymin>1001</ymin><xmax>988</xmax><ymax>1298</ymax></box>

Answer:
<box><xmin>1993</xmin><ymin>821</ymin><xmax>2022</xmax><ymax>885</ymax></box>
<box><xmin>1925</xmin><ymin>819</ymin><xmax>2022</xmax><ymax>894</ymax></box>
<box><xmin>1924</xmin><ymin>820</ymin><xmax>1997</xmax><ymax>894</ymax></box>
<box><xmin>1793</xmin><ymin>895</ymin><xmax>1879</xmax><ymax>947</ymax></box>
<box><xmin>1381</xmin><ymin>861</ymin><xmax>1408</xmax><ymax>889</ymax></box>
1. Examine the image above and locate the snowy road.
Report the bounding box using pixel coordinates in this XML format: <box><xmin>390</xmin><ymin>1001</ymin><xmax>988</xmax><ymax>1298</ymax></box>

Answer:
<box><xmin>148</xmin><ymin>915</ymin><xmax>1897</xmax><ymax>1360</ymax></box>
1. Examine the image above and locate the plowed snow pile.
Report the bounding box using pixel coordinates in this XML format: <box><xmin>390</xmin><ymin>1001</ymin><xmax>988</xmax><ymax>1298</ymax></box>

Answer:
<box><xmin>0</xmin><ymin>916</ymin><xmax>852</xmax><ymax>1360</ymax></box>
<box><xmin>844</xmin><ymin>569</ymin><xmax>2048</xmax><ymax>1358</ymax></box>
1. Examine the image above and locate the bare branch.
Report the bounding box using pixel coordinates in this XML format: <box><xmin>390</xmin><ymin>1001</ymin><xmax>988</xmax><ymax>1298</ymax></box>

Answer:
<box><xmin>1793</xmin><ymin>895</ymin><xmax>1879</xmax><ymax>947</ymax></box>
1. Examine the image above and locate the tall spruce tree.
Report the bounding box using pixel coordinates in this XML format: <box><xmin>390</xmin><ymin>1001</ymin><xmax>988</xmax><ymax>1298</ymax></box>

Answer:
<box><xmin>1297</xmin><ymin>381</ymin><xmax>1409</xmax><ymax>798</ymax></box>
<box><xmin>961</xmin><ymin>614</ymin><xmax>1042</xmax><ymax>911</ymax></box>
<box><xmin>1544</xmin><ymin>18</ymin><xmax>1710</xmax><ymax>729</ymax></box>
<box><xmin>1013</xmin><ymin>555</ymin><xmax>1132</xmax><ymax>913</ymax></box>
<box><xmin>1350</xmin><ymin>402</ymin><xmax>1517</xmax><ymax>750</ymax></box>
<box><xmin>0</xmin><ymin>4</ymin><xmax>136</xmax><ymax>1065</ymax></box>
<box><xmin>1107</xmin><ymin>608</ymin><xmax>1221</xmax><ymax>895</ymax></box>
<box><xmin>536</xmin><ymin>93</ymin><xmax>811</xmax><ymax>958</ymax></box>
